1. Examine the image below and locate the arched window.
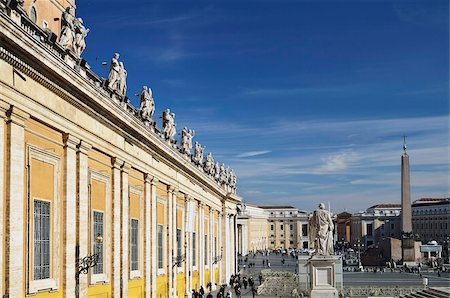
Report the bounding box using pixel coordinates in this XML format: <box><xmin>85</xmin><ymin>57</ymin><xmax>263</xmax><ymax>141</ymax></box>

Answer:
<box><xmin>29</xmin><ymin>6</ymin><xmax>37</xmax><ymax>23</ymax></box>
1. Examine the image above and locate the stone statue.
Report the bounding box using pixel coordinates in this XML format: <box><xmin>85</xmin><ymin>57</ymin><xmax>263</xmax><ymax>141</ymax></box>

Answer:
<box><xmin>59</xmin><ymin>7</ymin><xmax>76</xmax><ymax>52</ymax></box>
<box><xmin>117</xmin><ymin>61</ymin><xmax>127</xmax><ymax>98</ymax></box>
<box><xmin>139</xmin><ymin>86</ymin><xmax>155</xmax><ymax>125</ymax></box>
<box><xmin>309</xmin><ymin>203</ymin><xmax>334</xmax><ymax>256</ymax></box>
<box><xmin>229</xmin><ymin>169</ymin><xmax>237</xmax><ymax>189</ymax></box>
<box><xmin>203</xmin><ymin>153</ymin><xmax>215</xmax><ymax>176</ymax></box>
<box><xmin>107</xmin><ymin>53</ymin><xmax>120</xmax><ymax>91</ymax></box>
<box><xmin>73</xmin><ymin>17</ymin><xmax>89</xmax><ymax>57</ymax></box>
<box><xmin>219</xmin><ymin>163</ymin><xmax>227</xmax><ymax>185</ymax></box>
<box><xmin>214</xmin><ymin>162</ymin><xmax>220</xmax><ymax>181</ymax></box>
<box><xmin>162</xmin><ymin>109</ymin><xmax>176</xmax><ymax>142</ymax></box>
<box><xmin>181</xmin><ymin>127</ymin><xmax>195</xmax><ymax>155</ymax></box>
<box><xmin>193</xmin><ymin>141</ymin><xmax>204</xmax><ymax>165</ymax></box>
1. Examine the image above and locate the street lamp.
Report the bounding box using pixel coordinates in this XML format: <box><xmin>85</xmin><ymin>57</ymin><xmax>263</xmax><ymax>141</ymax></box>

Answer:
<box><xmin>77</xmin><ymin>234</ymin><xmax>103</xmax><ymax>276</ymax></box>
<box><xmin>353</xmin><ymin>239</ymin><xmax>362</xmax><ymax>270</ymax></box>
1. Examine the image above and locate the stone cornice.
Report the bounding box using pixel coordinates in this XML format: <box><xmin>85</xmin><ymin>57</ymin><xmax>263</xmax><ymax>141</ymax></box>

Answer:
<box><xmin>0</xmin><ymin>12</ymin><xmax>236</xmax><ymax>201</ymax></box>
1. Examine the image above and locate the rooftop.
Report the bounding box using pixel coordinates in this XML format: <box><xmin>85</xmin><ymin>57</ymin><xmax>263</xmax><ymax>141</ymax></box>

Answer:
<box><xmin>258</xmin><ymin>205</ymin><xmax>296</xmax><ymax>209</ymax></box>
<box><xmin>367</xmin><ymin>204</ymin><xmax>401</xmax><ymax>210</ymax></box>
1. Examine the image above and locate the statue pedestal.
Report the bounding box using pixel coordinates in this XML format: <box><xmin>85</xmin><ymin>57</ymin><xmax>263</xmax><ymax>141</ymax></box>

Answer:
<box><xmin>298</xmin><ymin>255</ymin><xmax>342</xmax><ymax>297</ymax></box>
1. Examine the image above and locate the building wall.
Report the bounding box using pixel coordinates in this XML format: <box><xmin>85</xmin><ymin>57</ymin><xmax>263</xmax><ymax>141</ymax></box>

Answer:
<box><xmin>0</xmin><ymin>6</ymin><xmax>240</xmax><ymax>298</ymax></box>
<box><xmin>412</xmin><ymin>199</ymin><xmax>450</xmax><ymax>244</ymax></box>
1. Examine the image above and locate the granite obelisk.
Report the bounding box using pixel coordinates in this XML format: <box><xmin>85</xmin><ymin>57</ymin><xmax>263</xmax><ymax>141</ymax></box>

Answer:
<box><xmin>401</xmin><ymin>137</ymin><xmax>415</xmax><ymax>263</ymax></box>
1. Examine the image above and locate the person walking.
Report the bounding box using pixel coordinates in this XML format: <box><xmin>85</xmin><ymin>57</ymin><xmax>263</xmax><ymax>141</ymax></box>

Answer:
<box><xmin>258</xmin><ymin>273</ymin><xmax>263</xmax><ymax>285</ymax></box>
<box><xmin>252</xmin><ymin>286</ymin><xmax>257</xmax><ymax>297</ymax></box>
<box><xmin>199</xmin><ymin>285</ymin><xmax>205</xmax><ymax>297</ymax></box>
<box><xmin>243</xmin><ymin>277</ymin><xmax>248</xmax><ymax>289</ymax></box>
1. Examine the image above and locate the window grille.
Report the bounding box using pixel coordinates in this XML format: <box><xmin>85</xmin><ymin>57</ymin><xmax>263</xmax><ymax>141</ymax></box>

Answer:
<box><xmin>131</xmin><ymin>219</ymin><xmax>139</xmax><ymax>271</ymax></box>
<box><xmin>34</xmin><ymin>200</ymin><xmax>51</xmax><ymax>280</ymax></box>
<box><xmin>157</xmin><ymin>225</ymin><xmax>163</xmax><ymax>269</ymax></box>
<box><xmin>93</xmin><ymin>211</ymin><xmax>104</xmax><ymax>274</ymax></box>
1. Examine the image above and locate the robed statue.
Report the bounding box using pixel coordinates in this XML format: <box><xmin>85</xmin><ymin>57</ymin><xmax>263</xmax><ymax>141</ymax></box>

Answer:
<box><xmin>139</xmin><ymin>86</ymin><xmax>155</xmax><ymax>125</ymax></box>
<box><xmin>309</xmin><ymin>203</ymin><xmax>334</xmax><ymax>256</ymax></box>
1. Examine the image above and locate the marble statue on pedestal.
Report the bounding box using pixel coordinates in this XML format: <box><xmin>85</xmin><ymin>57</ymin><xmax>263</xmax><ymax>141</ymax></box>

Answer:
<box><xmin>139</xmin><ymin>86</ymin><xmax>155</xmax><ymax>125</ymax></box>
<box><xmin>181</xmin><ymin>127</ymin><xmax>195</xmax><ymax>155</ymax></box>
<box><xmin>192</xmin><ymin>141</ymin><xmax>204</xmax><ymax>165</ymax></box>
<box><xmin>107</xmin><ymin>53</ymin><xmax>120</xmax><ymax>91</ymax></box>
<box><xmin>219</xmin><ymin>163</ymin><xmax>227</xmax><ymax>185</ymax></box>
<box><xmin>59</xmin><ymin>7</ymin><xmax>76</xmax><ymax>52</ymax></box>
<box><xmin>203</xmin><ymin>153</ymin><xmax>215</xmax><ymax>176</ymax></box>
<box><xmin>117</xmin><ymin>62</ymin><xmax>127</xmax><ymax>98</ymax></box>
<box><xmin>162</xmin><ymin>109</ymin><xmax>176</xmax><ymax>143</ymax></box>
<box><xmin>309</xmin><ymin>203</ymin><xmax>334</xmax><ymax>256</ymax></box>
<box><xmin>229</xmin><ymin>169</ymin><xmax>237</xmax><ymax>190</ymax></box>
<box><xmin>73</xmin><ymin>18</ymin><xmax>89</xmax><ymax>57</ymax></box>
<box><xmin>214</xmin><ymin>162</ymin><xmax>220</xmax><ymax>182</ymax></box>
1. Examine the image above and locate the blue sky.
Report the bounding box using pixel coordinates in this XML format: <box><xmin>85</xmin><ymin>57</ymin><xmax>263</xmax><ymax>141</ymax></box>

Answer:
<box><xmin>78</xmin><ymin>0</ymin><xmax>449</xmax><ymax>212</ymax></box>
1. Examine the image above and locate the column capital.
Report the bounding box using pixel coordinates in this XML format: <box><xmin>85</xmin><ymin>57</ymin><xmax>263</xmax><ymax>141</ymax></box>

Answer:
<box><xmin>63</xmin><ymin>133</ymin><xmax>80</xmax><ymax>150</ymax></box>
<box><xmin>199</xmin><ymin>202</ymin><xmax>205</xmax><ymax>208</ymax></box>
<box><xmin>6</xmin><ymin>106</ymin><xmax>29</xmax><ymax>127</ymax></box>
<box><xmin>0</xmin><ymin>101</ymin><xmax>10</xmax><ymax>118</ymax></box>
<box><xmin>168</xmin><ymin>185</ymin><xmax>177</xmax><ymax>194</ymax></box>
<box><xmin>121</xmin><ymin>161</ymin><xmax>131</xmax><ymax>173</ymax></box>
<box><xmin>111</xmin><ymin>157</ymin><xmax>124</xmax><ymax>169</ymax></box>
<box><xmin>77</xmin><ymin>140</ymin><xmax>92</xmax><ymax>154</ymax></box>
<box><xmin>185</xmin><ymin>195</ymin><xmax>193</xmax><ymax>203</ymax></box>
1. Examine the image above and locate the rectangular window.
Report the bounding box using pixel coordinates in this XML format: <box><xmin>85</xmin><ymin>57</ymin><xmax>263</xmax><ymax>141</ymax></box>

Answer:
<box><xmin>302</xmin><ymin>224</ymin><xmax>308</xmax><ymax>236</ymax></box>
<box><xmin>131</xmin><ymin>219</ymin><xmax>139</xmax><ymax>271</ymax></box>
<box><xmin>157</xmin><ymin>225</ymin><xmax>163</xmax><ymax>269</ymax></box>
<box><xmin>367</xmin><ymin>223</ymin><xmax>373</xmax><ymax>236</ymax></box>
<box><xmin>271</xmin><ymin>225</ymin><xmax>274</xmax><ymax>231</ymax></box>
<box><xmin>192</xmin><ymin>232</ymin><xmax>196</xmax><ymax>266</ymax></box>
<box><xmin>176</xmin><ymin>229</ymin><xmax>182</xmax><ymax>267</ymax></box>
<box><xmin>93</xmin><ymin>211</ymin><xmax>104</xmax><ymax>274</ymax></box>
<box><xmin>34</xmin><ymin>200</ymin><xmax>51</xmax><ymax>280</ymax></box>
<box><xmin>204</xmin><ymin>235</ymin><xmax>208</xmax><ymax>265</ymax></box>
<box><xmin>280</xmin><ymin>225</ymin><xmax>284</xmax><ymax>231</ymax></box>
<box><xmin>290</xmin><ymin>225</ymin><xmax>293</xmax><ymax>231</ymax></box>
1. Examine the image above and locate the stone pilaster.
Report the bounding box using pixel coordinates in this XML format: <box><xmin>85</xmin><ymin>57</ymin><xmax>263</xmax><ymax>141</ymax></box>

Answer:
<box><xmin>77</xmin><ymin>140</ymin><xmax>91</xmax><ymax>298</ymax></box>
<box><xmin>111</xmin><ymin>157</ymin><xmax>123</xmax><ymax>298</ymax></box>
<box><xmin>285</xmin><ymin>222</ymin><xmax>289</xmax><ymax>249</ymax></box>
<box><xmin>0</xmin><ymin>101</ymin><xmax>8</xmax><ymax>298</ymax></box>
<box><xmin>150</xmin><ymin>177</ymin><xmax>158</xmax><ymax>298</ymax></box>
<box><xmin>121</xmin><ymin>162</ymin><xmax>131</xmax><ymax>297</ymax></box>
<box><xmin>171</xmin><ymin>188</ymin><xmax>178</xmax><ymax>297</ymax></box>
<box><xmin>5</xmin><ymin>106</ymin><xmax>29</xmax><ymax>297</ymax></box>
<box><xmin>63</xmin><ymin>133</ymin><xmax>80</xmax><ymax>297</ymax></box>
<box><xmin>209</xmin><ymin>208</ymin><xmax>214</xmax><ymax>288</ymax></box>
<box><xmin>167</xmin><ymin>186</ymin><xmax>174</xmax><ymax>297</ymax></box>
<box><xmin>144</xmin><ymin>174</ymin><xmax>152</xmax><ymax>298</ymax></box>
<box><xmin>185</xmin><ymin>196</ymin><xmax>192</xmax><ymax>297</ymax></box>
<box><xmin>199</xmin><ymin>202</ymin><xmax>205</xmax><ymax>287</ymax></box>
<box><xmin>217</xmin><ymin>211</ymin><xmax>223</xmax><ymax>284</ymax></box>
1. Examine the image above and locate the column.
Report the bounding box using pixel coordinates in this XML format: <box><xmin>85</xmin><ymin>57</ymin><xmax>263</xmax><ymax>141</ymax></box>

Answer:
<box><xmin>5</xmin><ymin>106</ymin><xmax>29</xmax><ymax>297</ymax></box>
<box><xmin>185</xmin><ymin>196</ymin><xmax>192</xmax><ymax>297</ymax></box>
<box><xmin>171</xmin><ymin>188</ymin><xmax>177</xmax><ymax>297</ymax></box>
<box><xmin>63</xmin><ymin>134</ymin><xmax>79</xmax><ymax>297</ymax></box>
<box><xmin>144</xmin><ymin>174</ymin><xmax>151</xmax><ymax>298</ymax></box>
<box><xmin>209</xmin><ymin>208</ymin><xmax>214</xmax><ymax>288</ymax></box>
<box><xmin>285</xmin><ymin>222</ymin><xmax>289</xmax><ymax>249</ymax></box>
<box><xmin>121</xmin><ymin>162</ymin><xmax>131</xmax><ymax>297</ymax></box>
<box><xmin>221</xmin><ymin>211</ymin><xmax>229</xmax><ymax>283</ymax></box>
<box><xmin>167</xmin><ymin>186</ymin><xmax>174</xmax><ymax>297</ymax></box>
<box><xmin>150</xmin><ymin>177</ymin><xmax>158</xmax><ymax>298</ymax></box>
<box><xmin>111</xmin><ymin>157</ymin><xmax>123</xmax><ymax>298</ymax></box>
<box><xmin>217</xmin><ymin>211</ymin><xmax>223</xmax><ymax>285</ymax></box>
<box><xmin>233</xmin><ymin>215</ymin><xmax>238</xmax><ymax>274</ymax></box>
<box><xmin>77</xmin><ymin>140</ymin><xmax>91</xmax><ymax>298</ymax></box>
<box><xmin>199</xmin><ymin>202</ymin><xmax>205</xmax><ymax>287</ymax></box>
<box><xmin>0</xmin><ymin>101</ymin><xmax>8</xmax><ymax>297</ymax></box>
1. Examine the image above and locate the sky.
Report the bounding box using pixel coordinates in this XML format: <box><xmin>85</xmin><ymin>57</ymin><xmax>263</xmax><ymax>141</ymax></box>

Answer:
<box><xmin>77</xmin><ymin>0</ymin><xmax>449</xmax><ymax>212</ymax></box>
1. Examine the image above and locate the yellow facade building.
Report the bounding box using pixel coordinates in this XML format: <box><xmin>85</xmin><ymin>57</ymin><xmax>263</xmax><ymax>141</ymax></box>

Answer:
<box><xmin>0</xmin><ymin>1</ymin><xmax>240</xmax><ymax>297</ymax></box>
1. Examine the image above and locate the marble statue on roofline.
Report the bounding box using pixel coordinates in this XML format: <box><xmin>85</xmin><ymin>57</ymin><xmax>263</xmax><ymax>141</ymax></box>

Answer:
<box><xmin>118</xmin><ymin>61</ymin><xmax>127</xmax><ymax>98</ymax></box>
<box><xmin>107</xmin><ymin>53</ymin><xmax>120</xmax><ymax>91</ymax></box>
<box><xmin>59</xmin><ymin>7</ymin><xmax>76</xmax><ymax>52</ymax></box>
<box><xmin>229</xmin><ymin>169</ymin><xmax>237</xmax><ymax>190</ymax></box>
<box><xmin>214</xmin><ymin>162</ymin><xmax>220</xmax><ymax>182</ymax></box>
<box><xmin>219</xmin><ymin>163</ymin><xmax>227</xmax><ymax>185</ymax></box>
<box><xmin>73</xmin><ymin>17</ymin><xmax>89</xmax><ymax>57</ymax></box>
<box><xmin>162</xmin><ymin>109</ymin><xmax>176</xmax><ymax>143</ymax></box>
<box><xmin>309</xmin><ymin>203</ymin><xmax>334</xmax><ymax>256</ymax></box>
<box><xmin>181</xmin><ymin>127</ymin><xmax>195</xmax><ymax>155</ymax></box>
<box><xmin>203</xmin><ymin>153</ymin><xmax>215</xmax><ymax>176</ymax></box>
<box><xmin>139</xmin><ymin>86</ymin><xmax>155</xmax><ymax>125</ymax></box>
<box><xmin>192</xmin><ymin>141</ymin><xmax>204</xmax><ymax>166</ymax></box>
<box><xmin>59</xmin><ymin>7</ymin><xmax>89</xmax><ymax>58</ymax></box>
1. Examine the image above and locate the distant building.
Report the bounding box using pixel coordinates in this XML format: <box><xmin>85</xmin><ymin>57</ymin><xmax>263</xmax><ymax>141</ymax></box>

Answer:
<box><xmin>336</xmin><ymin>211</ymin><xmax>352</xmax><ymax>244</ymax></box>
<box><xmin>236</xmin><ymin>204</ymin><xmax>311</xmax><ymax>252</ymax></box>
<box><xmin>350</xmin><ymin>204</ymin><xmax>401</xmax><ymax>248</ymax></box>
<box><xmin>412</xmin><ymin>198</ymin><xmax>450</xmax><ymax>244</ymax></box>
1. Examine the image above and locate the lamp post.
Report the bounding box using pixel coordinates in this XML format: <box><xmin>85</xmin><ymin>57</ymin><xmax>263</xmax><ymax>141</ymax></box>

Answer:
<box><xmin>77</xmin><ymin>234</ymin><xmax>103</xmax><ymax>277</ymax></box>
<box><xmin>353</xmin><ymin>239</ymin><xmax>362</xmax><ymax>270</ymax></box>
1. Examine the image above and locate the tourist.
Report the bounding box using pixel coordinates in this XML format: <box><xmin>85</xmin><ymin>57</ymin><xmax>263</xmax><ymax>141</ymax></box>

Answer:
<box><xmin>252</xmin><ymin>286</ymin><xmax>257</xmax><ymax>297</ymax></box>
<box><xmin>199</xmin><ymin>285</ymin><xmax>205</xmax><ymax>297</ymax></box>
<box><xmin>243</xmin><ymin>277</ymin><xmax>248</xmax><ymax>289</ymax></box>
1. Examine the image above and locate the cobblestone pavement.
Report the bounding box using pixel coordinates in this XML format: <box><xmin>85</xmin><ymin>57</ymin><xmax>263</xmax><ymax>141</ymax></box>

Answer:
<box><xmin>206</xmin><ymin>253</ymin><xmax>450</xmax><ymax>297</ymax></box>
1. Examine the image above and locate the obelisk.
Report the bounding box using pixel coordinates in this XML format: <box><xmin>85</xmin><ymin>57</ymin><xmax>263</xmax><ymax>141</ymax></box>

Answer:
<box><xmin>401</xmin><ymin>137</ymin><xmax>412</xmax><ymax>233</ymax></box>
<box><xmin>401</xmin><ymin>137</ymin><xmax>415</xmax><ymax>263</ymax></box>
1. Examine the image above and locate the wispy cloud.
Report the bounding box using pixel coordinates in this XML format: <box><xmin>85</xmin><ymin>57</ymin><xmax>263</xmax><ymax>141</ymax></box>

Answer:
<box><xmin>236</xmin><ymin>150</ymin><xmax>271</xmax><ymax>158</ymax></box>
